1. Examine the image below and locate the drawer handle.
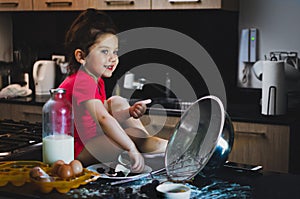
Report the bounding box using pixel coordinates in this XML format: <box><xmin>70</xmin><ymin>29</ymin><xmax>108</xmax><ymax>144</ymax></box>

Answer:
<box><xmin>23</xmin><ymin>112</ymin><xmax>42</xmax><ymax>116</ymax></box>
<box><xmin>105</xmin><ymin>0</ymin><xmax>134</xmax><ymax>5</ymax></box>
<box><xmin>169</xmin><ymin>0</ymin><xmax>201</xmax><ymax>3</ymax></box>
<box><xmin>0</xmin><ymin>2</ymin><xmax>19</xmax><ymax>7</ymax></box>
<box><xmin>46</xmin><ymin>1</ymin><xmax>72</xmax><ymax>7</ymax></box>
<box><xmin>235</xmin><ymin>131</ymin><xmax>266</xmax><ymax>137</ymax></box>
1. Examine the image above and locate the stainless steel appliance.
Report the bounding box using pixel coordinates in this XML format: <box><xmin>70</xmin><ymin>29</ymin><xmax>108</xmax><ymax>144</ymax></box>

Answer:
<box><xmin>0</xmin><ymin>120</ymin><xmax>42</xmax><ymax>161</ymax></box>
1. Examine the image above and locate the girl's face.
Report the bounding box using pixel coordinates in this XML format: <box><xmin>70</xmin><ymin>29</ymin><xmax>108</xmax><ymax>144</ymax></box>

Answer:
<box><xmin>83</xmin><ymin>33</ymin><xmax>119</xmax><ymax>78</ymax></box>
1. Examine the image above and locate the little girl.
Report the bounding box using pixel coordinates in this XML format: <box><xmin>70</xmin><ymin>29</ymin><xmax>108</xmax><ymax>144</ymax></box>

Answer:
<box><xmin>59</xmin><ymin>9</ymin><xmax>168</xmax><ymax>172</ymax></box>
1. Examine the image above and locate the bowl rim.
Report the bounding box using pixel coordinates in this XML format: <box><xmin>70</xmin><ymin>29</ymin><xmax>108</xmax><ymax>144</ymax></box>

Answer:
<box><xmin>156</xmin><ymin>182</ymin><xmax>191</xmax><ymax>195</ymax></box>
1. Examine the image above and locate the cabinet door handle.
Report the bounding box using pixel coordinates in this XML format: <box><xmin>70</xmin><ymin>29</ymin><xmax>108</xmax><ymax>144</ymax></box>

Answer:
<box><xmin>23</xmin><ymin>112</ymin><xmax>42</xmax><ymax>115</ymax></box>
<box><xmin>235</xmin><ymin>131</ymin><xmax>266</xmax><ymax>137</ymax></box>
<box><xmin>45</xmin><ymin>1</ymin><xmax>72</xmax><ymax>7</ymax></box>
<box><xmin>0</xmin><ymin>2</ymin><xmax>19</xmax><ymax>7</ymax></box>
<box><xmin>169</xmin><ymin>0</ymin><xmax>201</xmax><ymax>3</ymax></box>
<box><xmin>105</xmin><ymin>0</ymin><xmax>134</xmax><ymax>5</ymax></box>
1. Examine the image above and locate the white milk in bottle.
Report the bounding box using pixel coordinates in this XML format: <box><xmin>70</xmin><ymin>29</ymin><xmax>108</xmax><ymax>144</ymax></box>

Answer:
<box><xmin>42</xmin><ymin>88</ymin><xmax>74</xmax><ymax>165</ymax></box>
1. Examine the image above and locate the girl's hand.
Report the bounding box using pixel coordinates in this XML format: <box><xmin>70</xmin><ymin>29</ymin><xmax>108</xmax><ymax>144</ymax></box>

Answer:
<box><xmin>129</xmin><ymin>99</ymin><xmax>151</xmax><ymax>119</ymax></box>
<box><xmin>128</xmin><ymin>148</ymin><xmax>145</xmax><ymax>173</ymax></box>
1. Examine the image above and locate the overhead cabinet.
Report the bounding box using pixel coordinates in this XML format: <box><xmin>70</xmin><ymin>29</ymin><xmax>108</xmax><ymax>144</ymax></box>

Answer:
<box><xmin>0</xmin><ymin>0</ymin><xmax>238</xmax><ymax>11</ymax></box>
<box><xmin>152</xmin><ymin>0</ymin><xmax>238</xmax><ymax>10</ymax></box>
<box><xmin>91</xmin><ymin>0</ymin><xmax>151</xmax><ymax>10</ymax></box>
<box><xmin>0</xmin><ymin>0</ymin><xmax>32</xmax><ymax>11</ymax></box>
<box><xmin>32</xmin><ymin>0</ymin><xmax>89</xmax><ymax>11</ymax></box>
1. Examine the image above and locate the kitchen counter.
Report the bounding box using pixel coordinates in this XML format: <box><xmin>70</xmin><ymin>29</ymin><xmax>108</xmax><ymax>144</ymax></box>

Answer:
<box><xmin>1</xmin><ymin>95</ymin><xmax>300</xmax><ymax>125</ymax></box>
<box><xmin>0</xmin><ymin>162</ymin><xmax>299</xmax><ymax>199</ymax></box>
<box><xmin>227</xmin><ymin>103</ymin><xmax>300</xmax><ymax>125</ymax></box>
<box><xmin>1</xmin><ymin>146</ymin><xmax>300</xmax><ymax>198</ymax></box>
<box><xmin>0</xmin><ymin>95</ymin><xmax>49</xmax><ymax>106</ymax></box>
<box><xmin>0</xmin><ymin>97</ymin><xmax>300</xmax><ymax>198</ymax></box>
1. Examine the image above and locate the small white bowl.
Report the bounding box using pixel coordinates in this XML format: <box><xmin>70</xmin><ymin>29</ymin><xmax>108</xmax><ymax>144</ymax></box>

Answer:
<box><xmin>156</xmin><ymin>182</ymin><xmax>191</xmax><ymax>199</ymax></box>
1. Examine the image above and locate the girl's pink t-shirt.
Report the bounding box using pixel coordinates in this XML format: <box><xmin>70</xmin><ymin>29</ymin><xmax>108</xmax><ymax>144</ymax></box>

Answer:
<box><xmin>59</xmin><ymin>69</ymin><xmax>106</xmax><ymax>158</ymax></box>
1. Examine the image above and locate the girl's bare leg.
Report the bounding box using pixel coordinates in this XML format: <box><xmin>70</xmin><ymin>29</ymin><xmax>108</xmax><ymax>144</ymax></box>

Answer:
<box><xmin>106</xmin><ymin>96</ymin><xmax>148</xmax><ymax>133</ymax></box>
<box><xmin>106</xmin><ymin>96</ymin><xmax>168</xmax><ymax>153</ymax></box>
<box><xmin>124</xmin><ymin>127</ymin><xmax>168</xmax><ymax>153</ymax></box>
<box><xmin>77</xmin><ymin>133</ymin><xmax>123</xmax><ymax>167</ymax></box>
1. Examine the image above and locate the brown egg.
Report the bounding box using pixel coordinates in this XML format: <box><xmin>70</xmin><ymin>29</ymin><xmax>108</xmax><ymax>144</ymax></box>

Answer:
<box><xmin>70</xmin><ymin>160</ymin><xmax>83</xmax><ymax>176</ymax></box>
<box><xmin>57</xmin><ymin>164</ymin><xmax>74</xmax><ymax>179</ymax></box>
<box><xmin>51</xmin><ymin>160</ymin><xmax>65</xmax><ymax>176</ymax></box>
<box><xmin>30</xmin><ymin>167</ymin><xmax>49</xmax><ymax>178</ymax></box>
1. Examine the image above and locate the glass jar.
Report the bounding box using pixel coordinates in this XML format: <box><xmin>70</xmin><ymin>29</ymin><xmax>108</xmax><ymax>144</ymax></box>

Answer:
<box><xmin>42</xmin><ymin>88</ymin><xmax>74</xmax><ymax>165</ymax></box>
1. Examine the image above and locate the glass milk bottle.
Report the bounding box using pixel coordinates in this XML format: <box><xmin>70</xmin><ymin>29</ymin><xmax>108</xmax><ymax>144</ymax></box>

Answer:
<box><xmin>42</xmin><ymin>88</ymin><xmax>74</xmax><ymax>165</ymax></box>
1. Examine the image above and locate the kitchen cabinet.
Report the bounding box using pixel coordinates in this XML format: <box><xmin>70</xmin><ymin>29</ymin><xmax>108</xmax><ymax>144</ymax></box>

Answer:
<box><xmin>91</xmin><ymin>0</ymin><xmax>150</xmax><ymax>10</ymax></box>
<box><xmin>0</xmin><ymin>0</ymin><xmax>32</xmax><ymax>11</ymax></box>
<box><xmin>0</xmin><ymin>0</ymin><xmax>238</xmax><ymax>11</ymax></box>
<box><xmin>152</xmin><ymin>0</ymin><xmax>238</xmax><ymax>10</ymax></box>
<box><xmin>0</xmin><ymin>103</ymin><xmax>42</xmax><ymax>123</ymax></box>
<box><xmin>228</xmin><ymin>121</ymin><xmax>290</xmax><ymax>173</ymax></box>
<box><xmin>32</xmin><ymin>0</ymin><xmax>90</xmax><ymax>11</ymax></box>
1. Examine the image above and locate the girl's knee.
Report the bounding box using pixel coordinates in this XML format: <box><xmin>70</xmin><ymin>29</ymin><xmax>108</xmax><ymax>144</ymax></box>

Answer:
<box><xmin>107</xmin><ymin>96</ymin><xmax>129</xmax><ymax>112</ymax></box>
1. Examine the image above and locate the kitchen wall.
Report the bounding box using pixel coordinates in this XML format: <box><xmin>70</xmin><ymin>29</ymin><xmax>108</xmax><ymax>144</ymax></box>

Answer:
<box><xmin>239</xmin><ymin>0</ymin><xmax>300</xmax><ymax>58</ymax></box>
<box><xmin>238</xmin><ymin>0</ymin><xmax>300</xmax><ymax>107</ymax></box>
<box><xmin>9</xmin><ymin>10</ymin><xmax>239</xmax><ymax>105</ymax></box>
<box><xmin>0</xmin><ymin>14</ymin><xmax>13</xmax><ymax>63</ymax></box>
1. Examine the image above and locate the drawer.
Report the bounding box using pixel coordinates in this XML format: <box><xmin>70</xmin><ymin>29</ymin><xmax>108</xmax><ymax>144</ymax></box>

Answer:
<box><xmin>228</xmin><ymin>121</ymin><xmax>290</xmax><ymax>173</ymax></box>
<box><xmin>12</xmin><ymin>104</ymin><xmax>42</xmax><ymax>123</ymax></box>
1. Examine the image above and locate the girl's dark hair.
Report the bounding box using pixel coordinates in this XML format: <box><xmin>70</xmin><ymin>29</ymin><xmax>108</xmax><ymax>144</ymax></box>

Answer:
<box><xmin>65</xmin><ymin>9</ymin><xmax>117</xmax><ymax>75</ymax></box>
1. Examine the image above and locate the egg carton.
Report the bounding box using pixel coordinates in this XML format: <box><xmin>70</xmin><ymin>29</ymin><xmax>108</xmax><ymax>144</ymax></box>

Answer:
<box><xmin>30</xmin><ymin>166</ymin><xmax>100</xmax><ymax>193</ymax></box>
<box><xmin>0</xmin><ymin>161</ymin><xmax>100</xmax><ymax>194</ymax></box>
<box><xmin>0</xmin><ymin>161</ymin><xmax>47</xmax><ymax>187</ymax></box>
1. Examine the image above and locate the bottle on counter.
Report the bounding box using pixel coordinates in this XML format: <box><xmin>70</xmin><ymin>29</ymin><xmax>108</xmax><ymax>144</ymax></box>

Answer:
<box><xmin>165</xmin><ymin>72</ymin><xmax>171</xmax><ymax>98</ymax></box>
<box><xmin>42</xmin><ymin>88</ymin><xmax>74</xmax><ymax>165</ymax></box>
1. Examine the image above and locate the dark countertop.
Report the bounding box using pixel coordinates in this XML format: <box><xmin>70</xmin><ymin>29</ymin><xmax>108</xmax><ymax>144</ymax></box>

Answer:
<box><xmin>1</xmin><ymin>95</ymin><xmax>300</xmax><ymax>125</ymax></box>
<box><xmin>0</xmin><ymin>98</ymin><xmax>300</xmax><ymax>198</ymax></box>
<box><xmin>1</xmin><ymin>148</ymin><xmax>300</xmax><ymax>199</ymax></box>
<box><xmin>227</xmin><ymin>103</ymin><xmax>300</xmax><ymax>125</ymax></box>
<box><xmin>1</xmin><ymin>147</ymin><xmax>300</xmax><ymax>198</ymax></box>
<box><xmin>0</xmin><ymin>161</ymin><xmax>300</xmax><ymax>199</ymax></box>
<box><xmin>0</xmin><ymin>95</ymin><xmax>49</xmax><ymax>106</ymax></box>
<box><xmin>148</xmin><ymin>103</ymin><xmax>300</xmax><ymax>126</ymax></box>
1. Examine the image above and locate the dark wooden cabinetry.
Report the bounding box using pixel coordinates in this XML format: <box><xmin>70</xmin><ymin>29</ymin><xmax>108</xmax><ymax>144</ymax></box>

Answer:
<box><xmin>0</xmin><ymin>0</ymin><xmax>32</xmax><ymax>11</ymax></box>
<box><xmin>152</xmin><ymin>0</ymin><xmax>238</xmax><ymax>10</ymax></box>
<box><xmin>228</xmin><ymin>121</ymin><xmax>290</xmax><ymax>173</ymax></box>
<box><xmin>0</xmin><ymin>0</ymin><xmax>238</xmax><ymax>11</ymax></box>
<box><xmin>0</xmin><ymin>101</ymin><xmax>293</xmax><ymax>173</ymax></box>
<box><xmin>0</xmin><ymin>103</ymin><xmax>42</xmax><ymax>123</ymax></box>
<box><xmin>32</xmin><ymin>0</ymin><xmax>90</xmax><ymax>11</ymax></box>
<box><xmin>141</xmin><ymin>115</ymin><xmax>291</xmax><ymax>173</ymax></box>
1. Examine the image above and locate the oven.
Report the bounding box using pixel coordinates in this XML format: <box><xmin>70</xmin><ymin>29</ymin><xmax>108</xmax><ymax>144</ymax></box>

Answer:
<box><xmin>0</xmin><ymin>119</ymin><xmax>42</xmax><ymax>161</ymax></box>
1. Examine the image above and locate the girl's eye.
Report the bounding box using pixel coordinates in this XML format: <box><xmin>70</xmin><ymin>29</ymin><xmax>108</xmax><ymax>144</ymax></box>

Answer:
<box><xmin>101</xmin><ymin>49</ymin><xmax>109</xmax><ymax>55</ymax></box>
<box><xmin>113</xmin><ymin>50</ymin><xmax>118</xmax><ymax>55</ymax></box>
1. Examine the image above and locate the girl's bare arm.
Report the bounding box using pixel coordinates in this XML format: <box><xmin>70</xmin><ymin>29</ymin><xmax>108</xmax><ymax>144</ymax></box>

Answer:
<box><xmin>84</xmin><ymin>99</ymin><xmax>144</xmax><ymax>172</ymax></box>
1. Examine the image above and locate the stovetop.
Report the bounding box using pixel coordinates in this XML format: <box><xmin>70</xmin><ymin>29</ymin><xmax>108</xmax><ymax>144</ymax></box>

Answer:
<box><xmin>0</xmin><ymin>120</ymin><xmax>42</xmax><ymax>159</ymax></box>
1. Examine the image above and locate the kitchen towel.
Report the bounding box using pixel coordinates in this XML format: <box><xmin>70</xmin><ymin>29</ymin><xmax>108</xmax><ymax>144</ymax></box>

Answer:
<box><xmin>0</xmin><ymin>84</ymin><xmax>32</xmax><ymax>99</ymax></box>
<box><xmin>0</xmin><ymin>14</ymin><xmax>13</xmax><ymax>62</ymax></box>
